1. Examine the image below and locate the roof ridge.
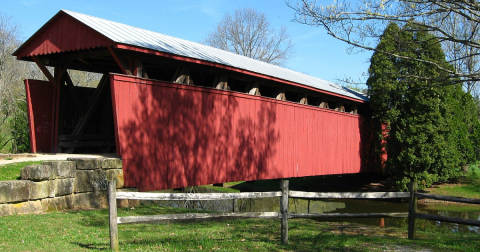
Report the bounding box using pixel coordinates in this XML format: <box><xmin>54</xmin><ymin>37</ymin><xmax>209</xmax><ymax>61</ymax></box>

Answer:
<box><xmin>20</xmin><ymin>10</ymin><xmax>368</xmax><ymax>101</ymax></box>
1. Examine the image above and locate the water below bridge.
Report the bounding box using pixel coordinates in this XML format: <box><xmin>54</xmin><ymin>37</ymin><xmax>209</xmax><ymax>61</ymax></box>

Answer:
<box><xmin>154</xmin><ymin>186</ymin><xmax>480</xmax><ymax>234</ymax></box>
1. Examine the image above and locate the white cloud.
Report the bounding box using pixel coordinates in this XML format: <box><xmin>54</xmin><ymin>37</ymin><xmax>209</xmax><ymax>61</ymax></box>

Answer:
<box><xmin>21</xmin><ymin>0</ymin><xmax>39</xmax><ymax>7</ymax></box>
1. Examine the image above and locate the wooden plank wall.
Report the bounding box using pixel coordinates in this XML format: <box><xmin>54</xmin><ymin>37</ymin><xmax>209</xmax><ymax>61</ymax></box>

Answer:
<box><xmin>25</xmin><ymin>79</ymin><xmax>56</xmax><ymax>153</ymax></box>
<box><xmin>110</xmin><ymin>74</ymin><xmax>373</xmax><ymax>191</ymax></box>
<box><xmin>16</xmin><ymin>14</ymin><xmax>112</xmax><ymax>58</ymax></box>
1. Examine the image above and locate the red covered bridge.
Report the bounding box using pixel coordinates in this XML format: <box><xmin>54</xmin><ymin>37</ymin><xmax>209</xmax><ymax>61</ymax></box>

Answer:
<box><xmin>14</xmin><ymin>10</ymin><xmax>374</xmax><ymax>191</ymax></box>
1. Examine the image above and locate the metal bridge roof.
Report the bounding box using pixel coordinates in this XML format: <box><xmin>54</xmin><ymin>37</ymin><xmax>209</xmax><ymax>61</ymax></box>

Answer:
<box><xmin>30</xmin><ymin>10</ymin><xmax>369</xmax><ymax>101</ymax></box>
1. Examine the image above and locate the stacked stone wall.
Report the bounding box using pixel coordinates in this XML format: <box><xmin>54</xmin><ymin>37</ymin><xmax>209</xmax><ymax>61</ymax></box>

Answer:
<box><xmin>0</xmin><ymin>157</ymin><xmax>133</xmax><ymax>216</ymax></box>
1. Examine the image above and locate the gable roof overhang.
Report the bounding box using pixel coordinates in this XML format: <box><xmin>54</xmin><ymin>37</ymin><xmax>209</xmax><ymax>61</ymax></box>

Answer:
<box><xmin>14</xmin><ymin>11</ymin><xmax>113</xmax><ymax>59</ymax></box>
<box><xmin>14</xmin><ymin>10</ymin><xmax>368</xmax><ymax>103</ymax></box>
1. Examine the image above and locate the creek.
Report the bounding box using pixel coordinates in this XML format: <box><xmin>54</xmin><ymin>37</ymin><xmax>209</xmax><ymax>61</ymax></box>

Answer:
<box><xmin>155</xmin><ymin>186</ymin><xmax>480</xmax><ymax>234</ymax></box>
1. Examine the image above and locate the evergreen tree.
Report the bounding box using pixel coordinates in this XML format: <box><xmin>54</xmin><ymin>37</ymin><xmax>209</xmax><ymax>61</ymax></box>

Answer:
<box><xmin>367</xmin><ymin>23</ymin><xmax>480</xmax><ymax>190</ymax></box>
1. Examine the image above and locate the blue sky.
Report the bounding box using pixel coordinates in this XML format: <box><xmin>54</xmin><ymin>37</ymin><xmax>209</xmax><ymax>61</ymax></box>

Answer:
<box><xmin>3</xmin><ymin>0</ymin><xmax>372</xmax><ymax>87</ymax></box>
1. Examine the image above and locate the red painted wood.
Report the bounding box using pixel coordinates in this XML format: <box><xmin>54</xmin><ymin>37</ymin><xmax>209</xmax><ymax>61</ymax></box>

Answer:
<box><xmin>24</xmin><ymin>79</ymin><xmax>56</xmax><ymax>153</ymax></box>
<box><xmin>110</xmin><ymin>74</ymin><xmax>373</xmax><ymax>191</ymax></box>
<box><xmin>14</xmin><ymin>10</ymin><xmax>365</xmax><ymax>104</ymax></box>
<box><xmin>115</xmin><ymin>44</ymin><xmax>366</xmax><ymax>104</ymax></box>
<box><xmin>15</xmin><ymin>13</ymin><xmax>112</xmax><ymax>59</ymax></box>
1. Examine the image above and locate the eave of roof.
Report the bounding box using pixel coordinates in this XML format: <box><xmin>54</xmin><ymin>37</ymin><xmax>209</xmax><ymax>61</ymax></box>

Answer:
<box><xmin>14</xmin><ymin>9</ymin><xmax>368</xmax><ymax>102</ymax></box>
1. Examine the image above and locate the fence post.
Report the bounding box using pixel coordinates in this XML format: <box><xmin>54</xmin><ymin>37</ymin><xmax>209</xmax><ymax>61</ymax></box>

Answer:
<box><xmin>280</xmin><ymin>179</ymin><xmax>289</xmax><ymax>245</ymax></box>
<box><xmin>108</xmin><ymin>180</ymin><xmax>119</xmax><ymax>251</ymax></box>
<box><xmin>408</xmin><ymin>182</ymin><xmax>417</xmax><ymax>239</ymax></box>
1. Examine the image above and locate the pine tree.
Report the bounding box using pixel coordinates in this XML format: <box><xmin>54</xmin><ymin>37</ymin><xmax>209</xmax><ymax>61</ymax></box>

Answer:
<box><xmin>367</xmin><ymin>23</ymin><xmax>480</xmax><ymax>190</ymax></box>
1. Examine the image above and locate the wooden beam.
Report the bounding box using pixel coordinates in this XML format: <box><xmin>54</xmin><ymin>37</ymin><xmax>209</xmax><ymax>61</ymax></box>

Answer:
<box><xmin>350</xmin><ymin>105</ymin><xmax>358</xmax><ymax>114</ymax></box>
<box><xmin>53</xmin><ymin>67</ymin><xmax>62</xmax><ymax>153</ymax></box>
<box><xmin>116</xmin><ymin>191</ymin><xmax>282</xmax><ymax>200</ymax></box>
<box><xmin>59</xmin><ymin>134</ymin><xmax>114</xmax><ymax>141</ymax></box>
<box><xmin>415</xmin><ymin>213</ymin><xmax>480</xmax><ymax>227</ymax></box>
<box><xmin>32</xmin><ymin>56</ymin><xmax>57</xmax><ymax>88</ymax></box>
<box><xmin>299</xmin><ymin>93</ymin><xmax>308</xmax><ymax>105</ymax></box>
<box><xmin>108</xmin><ymin>180</ymin><xmax>119</xmax><ymax>251</ymax></box>
<box><xmin>248</xmin><ymin>82</ymin><xmax>260</xmax><ymax>95</ymax></box>
<box><xmin>107</xmin><ymin>46</ymin><xmax>132</xmax><ymax>75</ymax></box>
<box><xmin>335</xmin><ymin>102</ymin><xmax>345</xmax><ymax>112</ymax></box>
<box><xmin>280</xmin><ymin>180</ymin><xmax>289</xmax><ymax>245</ymax></box>
<box><xmin>181</xmin><ymin>68</ymin><xmax>193</xmax><ymax>85</ymax></box>
<box><xmin>416</xmin><ymin>192</ymin><xmax>480</xmax><ymax>204</ymax></box>
<box><xmin>213</xmin><ymin>75</ymin><xmax>229</xmax><ymax>90</ymax></box>
<box><xmin>318</xmin><ymin>98</ymin><xmax>329</xmax><ymax>109</ymax></box>
<box><xmin>117</xmin><ymin>212</ymin><xmax>280</xmax><ymax>225</ymax></box>
<box><xmin>288</xmin><ymin>212</ymin><xmax>408</xmax><ymax>219</ymax></box>
<box><xmin>59</xmin><ymin>60</ymin><xmax>73</xmax><ymax>81</ymax></box>
<box><xmin>275</xmin><ymin>88</ymin><xmax>286</xmax><ymax>101</ymax></box>
<box><xmin>171</xmin><ymin>67</ymin><xmax>194</xmax><ymax>85</ymax></box>
<box><xmin>288</xmin><ymin>191</ymin><xmax>410</xmax><ymax>199</ymax></box>
<box><xmin>59</xmin><ymin>140</ymin><xmax>116</xmax><ymax>148</ymax></box>
<box><xmin>134</xmin><ymin>59</ymin><xmax>148</xmax><ymax>78</ymax></box>
<box><xmin>171</xmin><ymin>68</ymin><xmax>181</xmax><ymax>82</ymax></box>
<box><xmin>116</xmin><ymin>44</ymin><xmax>368</xmax><ymax>104</ymax></box>
<box><xmin>78</xmin><ymin>59</ymin><xmax>91</xmax><ymax>65</ymax></box>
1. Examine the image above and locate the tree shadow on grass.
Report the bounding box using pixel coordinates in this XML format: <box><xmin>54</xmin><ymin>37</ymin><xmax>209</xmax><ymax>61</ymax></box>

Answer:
<box><xmin>71</xmin><ymin>242</ymin><xmax>110</xmax><ymax>251</ymax></box>
<box><xmin>74</xmin><ymin>203</ymin><xmax>207</xmax><ymax>228</ymax></box>
<box><xmin>74</xmin><ymin>208</ymin><xmax>110</xmax><ymax>227</ymax></box>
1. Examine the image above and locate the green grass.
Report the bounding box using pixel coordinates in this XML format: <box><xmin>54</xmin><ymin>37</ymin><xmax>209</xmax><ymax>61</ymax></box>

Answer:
<box><xmin>1</xmin><ymin>160</ymin><xmax>479</xmax><ymax>250</ymax></box>
<box><xmin>426</xmin><ymin>162</ymin><xmax>480</xmax><ymax>199</ymax></box>
<box><xmin>0</xmin><ymin>161</ymin><xmax>43</xmax><ymax>181</ymax></box>
<box><xmin>0</xmin><ymin>204</ymin><xmax>479</xmax><ymax>251</ymax></box>
<box><xmin>423</xmin><ymin>202</ymin><xmax>480</xmax><ymax>212</ymax></box>
<box><xmin>427</xmin><ymin>183</ymin><xmax>480</xmax><ymax>199</ymax></box>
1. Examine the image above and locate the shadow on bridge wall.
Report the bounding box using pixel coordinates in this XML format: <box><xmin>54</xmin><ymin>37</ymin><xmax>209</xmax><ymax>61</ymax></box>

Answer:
<box><xmin>110</xmin><ymin>74</ymin><xmax>373</xmax><ymax>191</ymax></box>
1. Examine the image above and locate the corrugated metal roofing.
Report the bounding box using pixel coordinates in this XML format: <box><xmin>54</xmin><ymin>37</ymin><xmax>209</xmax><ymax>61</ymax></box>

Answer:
<box><xmin>41</xmin><ymin>10</ymin><xmax>370</xmax><ymax>101</ymax></box>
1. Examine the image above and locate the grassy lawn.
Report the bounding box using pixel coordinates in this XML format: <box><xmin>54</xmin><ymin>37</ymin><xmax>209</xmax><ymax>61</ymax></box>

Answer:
<box><xmin>0</xmin><ymin>204</ymin><xmax>479</xmax><ymax>252</ymax></box>
<box><xmin>0</xmin><ymin>161</ymin><xmax>43</xmax><ymax>181</ymax></box>
<box><xmin>426</xmin><ymin>163</ymin><xmax>480</xmax><ymax>199</ymax></box>
<box><xmin>426</xmin><ymin>183</ymin><xmax>480</xmax><ymax>199</ymax></box>
<box><xmin>1</xmin><ymin>161</ymin><xmax>480</xmax><ymax>251</ymax></box>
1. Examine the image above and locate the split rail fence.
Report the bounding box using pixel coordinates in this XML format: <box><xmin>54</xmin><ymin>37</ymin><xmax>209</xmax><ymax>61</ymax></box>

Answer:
<box><xmin>108</xmin><ymin>180</ymin><xmax>480</xmax><ymax>251</ymax></box>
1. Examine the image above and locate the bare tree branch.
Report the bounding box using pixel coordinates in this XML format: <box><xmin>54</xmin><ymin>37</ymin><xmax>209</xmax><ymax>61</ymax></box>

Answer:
<box><xmin>204</xmin><ymin>8</ymin><xmax>295</xmax><ymax>66</ymax></box>
<box><xmin>288</xmin><ymin>0</ymin><xmax>480</xmax><ymax>94</ymax></box>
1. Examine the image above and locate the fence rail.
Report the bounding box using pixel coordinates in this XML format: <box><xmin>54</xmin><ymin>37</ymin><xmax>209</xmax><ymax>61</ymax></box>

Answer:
<box><xmin>288</xmin><ymin>190</ymin><xmax>409</xmax><ymax>199</ymax></box>
<box><xmin>415</xmin><ymin>192</ymin><xmax>480</xmax><ymax>204</ymax></box>
<box><xmin>118</xmin><ymin>212</ymin><xmax>280</xmax><ymax>224</ymax></box>
<box><xmin>107</xmin><ymin>180</ymin><xmax>480</xmax><ymax>251</ymax></box>
<box><xmin>115</xmin><ymin>191</ymin><xmax>282</xmax><ymax>200</ymax></box>
<box><xmin>288</xmin><ymin>212</ymin><xmax>408</xmax><ymax>219</ymax></box>
<box><xmin>408</xmin><ymin>184</ymin><xmax>480</xmax><ymax>238</ymax></box>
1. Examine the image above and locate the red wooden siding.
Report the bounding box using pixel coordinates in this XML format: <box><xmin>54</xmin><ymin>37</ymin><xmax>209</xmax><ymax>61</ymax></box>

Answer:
<box><xmin>16</xmin><ymin>14</ymin><xmax>112</xmax><ymax>58</ymax></box>
<box><xmin>110</xmin><ymin>74</ymin><xmax>372</xmax><ymax>191</ymax></box>
<box><xmin>25</xmin><ymin>79</ymin><xmax>56</xmax><ymax>153</ymax></box>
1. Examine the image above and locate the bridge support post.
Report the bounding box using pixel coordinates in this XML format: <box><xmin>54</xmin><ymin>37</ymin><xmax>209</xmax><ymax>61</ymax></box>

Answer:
<box><xmin>280</xmin><ymin>179</ymin><xmax>289</xmax><ymax>245</ymax></box>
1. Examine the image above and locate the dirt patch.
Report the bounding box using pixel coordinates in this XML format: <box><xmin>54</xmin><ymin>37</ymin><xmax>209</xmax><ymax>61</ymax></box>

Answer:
<box><xmin>323</xmin><ymin>222</ymin><xmax>407</xmax><ymax>238</ymax></box>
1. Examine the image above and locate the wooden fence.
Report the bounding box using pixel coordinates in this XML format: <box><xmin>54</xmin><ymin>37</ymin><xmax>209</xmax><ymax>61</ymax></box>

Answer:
<box><xmin>407</xmin><ymin>182</ymin><xmax>480</xmax><ymax>238</ymax></box>
<box><xmin>108</xmin><ymin>180</ymin><xmax>480</xmax><ymax>251</ymax></box>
